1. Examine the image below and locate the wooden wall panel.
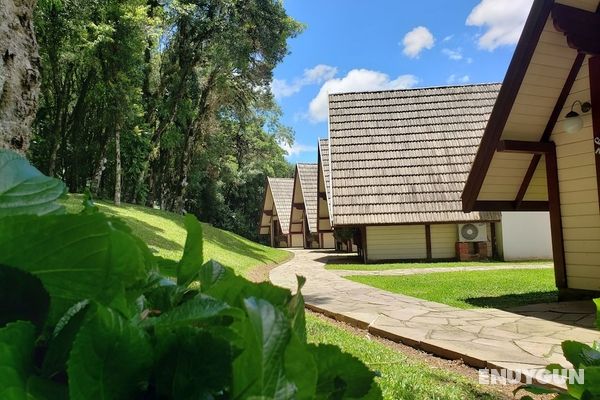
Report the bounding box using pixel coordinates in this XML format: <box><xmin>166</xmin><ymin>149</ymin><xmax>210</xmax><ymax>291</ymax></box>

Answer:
<box><xmin>366</xmin><ymin>225</ymin><xmax>427</xmax><ymax>261</ymax></box>
<box><xmin>431</xmin><ymin>224</ymin><xmax>458</xmax><ymax>259</ymax></box>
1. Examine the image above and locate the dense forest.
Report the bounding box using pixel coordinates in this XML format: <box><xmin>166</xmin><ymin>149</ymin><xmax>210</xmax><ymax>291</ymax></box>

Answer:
<box><xmin>30</xmin><ymin>0</ymin><xmax>301</xmax><ymax>241</ymax></box>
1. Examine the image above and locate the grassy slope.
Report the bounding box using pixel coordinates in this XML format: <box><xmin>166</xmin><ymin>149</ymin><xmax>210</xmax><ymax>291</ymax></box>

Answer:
<box><xmin>63</xmin><ymin>194</ymin><xmax>290</xmax><ymax>277</ymax></box>
<box><xmin>307</xmin><ymin>314</ymin><xmax>502</xmax><ymax>400</ymax></box>
<box><xmin>326</xmin><ymin>260</ymin><xmax>553</xmax><ymax>271</ymax></box>
<box><xmin>350</xmin><ymin>269</ymin><xmax>558</xmax><ymax>309</ymax></box>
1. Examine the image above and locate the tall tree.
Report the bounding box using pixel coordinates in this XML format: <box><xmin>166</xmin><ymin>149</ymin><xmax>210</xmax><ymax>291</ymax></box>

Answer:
<box><xmin>0</xmin><ymin>0</ymin><xmax>40</xmax><ymax>154</ymax></box>
<box><xmin>30</xmin><ymin>0</ymin><xmax>301</xmax><ymax>239</ymax></box>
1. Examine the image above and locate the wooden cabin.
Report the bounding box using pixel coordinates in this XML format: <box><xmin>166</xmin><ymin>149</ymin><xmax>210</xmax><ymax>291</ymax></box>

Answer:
<box><xmin>289</xmin><ymin>163</ymin><xmax>324</xmax><ymax>248</ymax></box>
<box><xmin>462</xmin><ymin>0</ymin><xmax>600</xmax><ymax>298</ymax></box>
<box><xmin>316</xmin><ymin>139</ymin><xmax>336</xmax><ymax>249</ymax></box>
<box><xmin>259</xmin><ymin>177</ymin><xmax>302</xmax><ymax>248</ymax></box>
<box><xmin>328</xmin><ymin>85</ymin><xmax>503</xmax><ymax>263</ymax></box>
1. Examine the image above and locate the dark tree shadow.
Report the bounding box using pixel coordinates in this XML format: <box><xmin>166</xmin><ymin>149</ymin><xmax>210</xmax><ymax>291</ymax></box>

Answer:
<box><xmin>465</xmin><ymin>293</ymin><xmax>596</xmax><ymax>329</ymax></box>
<box><xmin>464</xmin><ymin>291</ymin><xmax>559</xmax><ymax>309</ymax></box>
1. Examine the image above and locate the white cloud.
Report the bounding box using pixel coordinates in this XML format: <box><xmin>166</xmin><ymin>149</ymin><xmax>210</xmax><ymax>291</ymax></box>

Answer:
<box><xmin>466</xmin><ymin>0</ymin><xmax>534</xmax><ymax>50</ymax></box>
<box><xmin>271</xmin><ymin>64</ymin><xmax>338</xmax><ymax>99</ymax></box>
<box><xmin>442</xmin><ymin>48</ymin><xmax>463</xmax><ymax>61</ymax></box>
<box><xmin>443</xmin><ymin>35</ymin><xmax>454</xmax><ymax>42</ymax></box>
<box><xmin>447</xmin><ymin>74</ymin><xmax>471</xmax><ymax>84</ymax></box>
<box><xmin>281</xmin><ymin>142</ymin><xmax>317</xmax><ymax>157</ymax></box>
<box><xmin>308</xmin><ymin>69</ymin><xmax>419</xmax><ymax>122</ymax></box>
<box><xmin>402</xmin><ymin>26</ymin><xmax>435</xmax><ymax>58</ymax></box>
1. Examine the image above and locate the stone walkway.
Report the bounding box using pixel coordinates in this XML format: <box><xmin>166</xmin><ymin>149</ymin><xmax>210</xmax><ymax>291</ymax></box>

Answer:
<box><xmin>331</xmin><ymin>264</ymin><xmax>553</xmax><ymax>277</ymax></box>
<box><xmin>270</xmin><ymin>250</ymin><xmax>599</xmax><ymax>388</ymax></box>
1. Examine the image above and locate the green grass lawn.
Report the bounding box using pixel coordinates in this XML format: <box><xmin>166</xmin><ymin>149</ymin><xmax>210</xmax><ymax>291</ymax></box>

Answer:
<box><xmin>306</xmin><ymin>314</ymin><xmax>503</xmax><ymax>400</ymax></box>
<box><xmin>62</xmin><ymin>194</ymin><xmax>290</xmax><ymax>277</ymax></box>
<box><xmin>349</xmin><ymin>269</ymin><xmax>558</xmax><ymax>309</ymax></box>
<box><xmin>326</xmin><ymin>259</ymin><xmax>553</xmax><ymax>271</ymax></box>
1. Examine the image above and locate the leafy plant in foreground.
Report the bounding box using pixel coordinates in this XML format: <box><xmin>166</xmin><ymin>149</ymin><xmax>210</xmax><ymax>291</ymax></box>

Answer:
<box><xmin>0</xmin><ymin>149</ymin><xmax>381</xmax><ymax>399</ymax></box>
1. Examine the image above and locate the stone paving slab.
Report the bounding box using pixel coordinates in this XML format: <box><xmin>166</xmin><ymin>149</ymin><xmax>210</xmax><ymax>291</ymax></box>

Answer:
<box><xmin>270</xmin><ymin>250</ymin><xmax>600</xmax><ymax>389</ymax></box>
<box><xmin>332</xmin><ymin>264</ymin><xmax>553</xmax><ymax>276</ymax></box>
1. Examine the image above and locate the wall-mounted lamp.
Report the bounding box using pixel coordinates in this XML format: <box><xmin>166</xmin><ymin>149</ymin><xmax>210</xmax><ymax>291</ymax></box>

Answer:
<box><xmin>563</xmin><ymin>100</ymin><xmax>592</xmax><ymax>134</ymax></box>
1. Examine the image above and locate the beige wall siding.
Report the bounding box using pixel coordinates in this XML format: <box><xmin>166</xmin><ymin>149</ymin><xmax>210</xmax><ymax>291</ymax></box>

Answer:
<box><xmin>290</xmin><ymin>234</ymin><xmax>304</xmax><ymax>248</ymax></box>
<box><xmin>321</xmin><ymin>232</ymin><xmax>335</xmax><ymax>249</ymax></box>
<box><xmin>260</xmin><ymin>186</ymin><xmax>275</xmax><ymax>236</ymax></box>
<box><xmin>552</xmin><ymin>58</ymin><xmax>600</xmax><ymax>291</ymax></box>
<box><xmin>290</xmin><ymin>173</ymin><xmax>304</xmax><ymax>233</ymax></box>
<box><xmin>366</xmin><ymin>225</ymin><xmax>426</xmax><ymax>261</ymax></box>
<box><xmin>430</xmin><ymin>224</ymin><xmax>457</xmax><ymax>259</ymax></box>
<box><xmin>318</xmin><ymin>196</ymin><xmax>331</xmax><ymax>231</ymax></box>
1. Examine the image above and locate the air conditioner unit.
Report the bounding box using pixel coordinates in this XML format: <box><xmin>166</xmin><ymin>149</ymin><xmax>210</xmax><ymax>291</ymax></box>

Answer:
<box><xmin>458</xmin><ymin>223</ymin><xmax>487</xmax><ymax>242</ymax></box>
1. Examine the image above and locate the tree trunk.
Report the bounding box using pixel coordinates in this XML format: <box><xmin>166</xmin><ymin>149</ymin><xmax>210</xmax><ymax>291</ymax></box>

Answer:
<box><xmin>90</xmin><ymin>136</ymin><xmax>108</xmax><ymax>196</ymax></box>
<box><xmin>114</xmin><ymin>125</ymin><xmax>122</xmax><ymax>206</ymax></box>
<box><xmin>0</xmin><ymin>0</ymin><xmax>40</xmax><ymax>155</ymax></box>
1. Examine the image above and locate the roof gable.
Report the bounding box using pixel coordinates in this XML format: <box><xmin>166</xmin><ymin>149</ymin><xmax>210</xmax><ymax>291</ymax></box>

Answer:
<box><xmin>462</xmin><ymin>0</ymin><xmax>600</xmax><ymax>212</ymax></box>
<box><xmin>292</xmin><ymin>163</ymin><xmax>318</xmax><ymax>233</ymax></box>
<box><xmin>267</xmin><ymin>177</ymin><xmax>294</xmax><ymax>234</ymax></box>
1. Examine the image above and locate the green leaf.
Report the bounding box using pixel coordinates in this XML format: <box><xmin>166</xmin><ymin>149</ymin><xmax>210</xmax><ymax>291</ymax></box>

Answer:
<box><xmin>201</xmin><ymin>262</ymin><xmax>291</xmax><ymax>309</ymax></box>
<box><xmin>562</xmin><ymin>341</ymin><xmax>600</xmax><ymax>369</ymax></box>
<box><xmin>177</xmin><ymin>214</ymin><xmax>203</xmax><ymax>286</ymax></box>
<box><xmin>67</xmin><ymin>304</ymin><xmax>152</xmax><ymax>400</ymax></box>
<box><xmin>0</xmin><ymin>149</ymin><xmax>66</xmax><ymax>217</ymax></box>
<box><xmin>26</xmin><ymin>376</ymin><xmax>68</xmax><ymax>400</ymax></box>
<box><xmin>42</xmin><ymin>301</ymin><xmax>90</xmax><ymax>378</ymax></box>
<box><xmin>566</xmin><ymin>366</ymin><xmax>600</xmax><ymax>399</ymax></box>
<box><xmin>0</xmin><ymin>321</ymin><xmax>36</xmax><ymax>399</ymax></box>
<box><xmin>144</xmin><ymin>293</ymin><xmax>242</xmax><ymax>328</ymax></box>
<box><xmin>154</xmin><ymin>327</ymin><xmax>234</xmax><ymax>398</ymax></box>
<box><xmin>546</xmin><ymin>363</ymin><xmax>566</xmax><ymax>373</ymax></box>
<box><xmin>288</xmin><ymin>275</ymin><xmax>307</xmax><ymax>343</ymax></box>
<box><xmin>154</xmin><ymin>256</ymin><xmax>178</xmax><ymax>277</ymax></box>
<box><xmin>284</xmin><ymin>332</ymin><xmax>317</xmax><ymax>400</ymax></box>
<box><xmin>309</xmin><ymin>343</ymin><xmax>378</xmax><ymax>400</ymax></box>
<box><xmin>198</xmin><ymin>259</ymin><xmax>228</xmax><ymax>292</ymax></box>
<box><xmin>233</xmin><ymin>297</ymin><xmax>296</xmax><ymax>399</ymax></box>
<box><xmin>0</xmin><ymin>214</ymin><xmax>152</xmax><ymax>323</ymax></box>
<box><xmin>0</xmin><ymin>265</ymin><xmax>50</xmax><ymax>332</ymax></box>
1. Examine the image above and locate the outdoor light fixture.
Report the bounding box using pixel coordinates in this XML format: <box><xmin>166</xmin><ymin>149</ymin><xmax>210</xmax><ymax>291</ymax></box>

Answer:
<box><xmin>563</xmin><ymin>100</ymin><xmax>592</xmax><ymax>134</ymax></box>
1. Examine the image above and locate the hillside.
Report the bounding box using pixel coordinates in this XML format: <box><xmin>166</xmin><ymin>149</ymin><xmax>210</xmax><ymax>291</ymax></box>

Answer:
<box><xmin>63</xmin><ymin>195</ymin><xmax>291</xmax><ymax>278</ymax></box>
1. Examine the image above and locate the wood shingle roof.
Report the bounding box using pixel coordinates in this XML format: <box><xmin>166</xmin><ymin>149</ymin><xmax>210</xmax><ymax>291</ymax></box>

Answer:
<box><xmin>296</xmin><ymin>163</ymin><xmax>318</xmax><ymax>233</ymax></box>
<box><xmin>318</xmin><ymin>139</ymin><xmax>332</xmax><ymax>210</ymax></box>
<box><xmin>328</xmin><ymin>84</ymin><xmax>502</xmax><ymax>226</ymax></box>
<box><xmin>267</xmin><ymin>177</ymin><xmax>294</xmax><ymax>235</ymax></box>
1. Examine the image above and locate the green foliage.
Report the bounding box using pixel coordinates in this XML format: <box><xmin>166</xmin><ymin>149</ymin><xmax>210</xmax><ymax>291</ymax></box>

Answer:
<box><xmin>0</xmin><ymin>150</ymin><xmax>379</xmax><ymax>399</ymax></box>
<box><xmin>31</xmin><ymin>0</ymin><xmax>299</xmax><ymax>242</ymax></box>
<box><xmin>0</xmin><ymin>150</ymin><xmax>66</xmax><ymax>216</ymax></box>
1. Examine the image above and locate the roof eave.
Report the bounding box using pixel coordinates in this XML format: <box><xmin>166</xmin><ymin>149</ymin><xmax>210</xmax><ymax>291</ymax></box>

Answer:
<box><xmin>461</xmin><ymin>0</ymin><xmax>555</xmax><ymax>212</ymax></box>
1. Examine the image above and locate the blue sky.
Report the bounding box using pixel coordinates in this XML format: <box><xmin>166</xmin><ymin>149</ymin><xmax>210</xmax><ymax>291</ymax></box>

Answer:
<box><xmin>273</xmin><ymin>0</ymin><xmax>534</xmax><ymax>163</ymax></box>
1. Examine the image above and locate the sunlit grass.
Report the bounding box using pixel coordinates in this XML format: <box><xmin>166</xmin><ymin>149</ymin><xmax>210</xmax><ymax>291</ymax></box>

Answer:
<box><xmin>349</xmin><ymin>269</ymin><xmax>558</xmax><ymax>309</ymax></box>
<box><xmin>326</xmin><ymin>259</ymin><xmax>553</xmax><ymax>271</ymax></box>
<box><xmin>306</xmin><ymin>314</ymin><xmax>503</xmax><ymax>400</ymax></box>
<box><xmin>63</xmin><ymin>194</ymin><xmax>290</xmax><ymax>277</ymax></box>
